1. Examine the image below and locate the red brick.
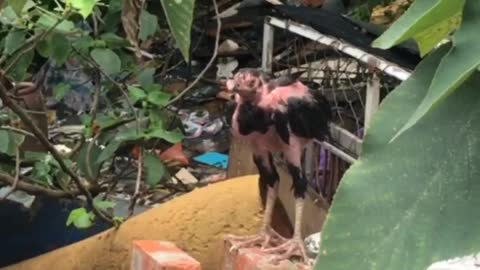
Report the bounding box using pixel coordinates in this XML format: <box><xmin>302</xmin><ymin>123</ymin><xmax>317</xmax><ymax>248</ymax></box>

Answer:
<box><xmin>131</xmin><ymin>240</ymin><xmax>202</xmax><ymax>270</ymax></box>
<box><xmin>222</xmin><ymin>237</ymin><xmax>310</xmax><ymax>270</ymax></box>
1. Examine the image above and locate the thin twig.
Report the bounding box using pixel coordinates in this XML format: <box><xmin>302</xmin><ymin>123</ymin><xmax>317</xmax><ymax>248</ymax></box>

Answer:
<box><xmin>1</xmin><ymin>147</ymin><xmax>21</xmax><ymax>200</ymax></box>
<box><xmin>160</xmin><ymin>0</ymin><xmax>222</xmax><ymax>109</ymax></box>
<box><xmin>0</xmin><ymin>173</ymin><xmax>106</xmax><ymax>198</ymax></box>
<box><xmin>0</xmin><ymin>80</ymin><xmax>113</xmax><ymax>223</ymax></box>
<box><xmin>128</xmin><ymin>147</ymin><xmax>143</xmax><ymax>218</ymax></box>
<box><xmin>0</xmin><ymin>126</ymin><xmax>35</xmax><ymax>137</ymax></box>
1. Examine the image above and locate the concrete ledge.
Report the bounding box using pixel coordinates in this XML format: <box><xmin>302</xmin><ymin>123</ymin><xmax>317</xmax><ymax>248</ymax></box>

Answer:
<box><xmin>131</xmin><ymin>240</ymin><xmax>201</xmax><ymax>270</ymax></box>
<box><xmin>221</xmin><ymin>237</ymin><xmax>309</xmax><ymax>270</ymax></box>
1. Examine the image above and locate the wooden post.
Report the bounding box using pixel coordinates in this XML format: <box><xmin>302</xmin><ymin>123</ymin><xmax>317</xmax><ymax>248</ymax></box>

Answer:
<box><xmin>364</xmin><ymin>73</ymin><xmax>381</xmax><ymax>131</ymax></box>
<box><xmin>262</xmin><ymin>20</ymin><xmax>274</xmax><ymax>73</ymax></box>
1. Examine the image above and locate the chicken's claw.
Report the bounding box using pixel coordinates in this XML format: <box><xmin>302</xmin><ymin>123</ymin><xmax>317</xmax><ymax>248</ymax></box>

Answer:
<box><xmin>226</xmin><ymin>227</ymin><xmax>287</xmax><ymax>252</ymax></box>
<box><xmin>263</xmin><ymin>238</ymin><xmax>313</xmax><ymax>266</ymax></box>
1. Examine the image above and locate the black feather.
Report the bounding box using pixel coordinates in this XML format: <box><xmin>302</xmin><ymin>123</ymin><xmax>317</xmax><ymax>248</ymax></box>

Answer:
<box><xmin>236</xmin><ymin>102</ymin><xmax>272</xmax><ymax>135</ymax></box>
<box><xmin>273</xmin><ymin>112</ymin><xmax>290</xmax><ymax>144</ymax></box>
<box><xmin>286</xmin><ymin>88</ymin><xmax>331</xmax><ymax>141</ymax></box>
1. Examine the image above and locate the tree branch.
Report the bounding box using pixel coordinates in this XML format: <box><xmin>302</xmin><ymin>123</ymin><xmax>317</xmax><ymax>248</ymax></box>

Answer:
<box><xmin>0</xmin><ymin>173</ymin><xmax>106</xmax><ymax>198</ymax></box>
<box><xmin>0</xmin><ymin>80</ymin><xmax>113</xmax><ymax>223</ymax></box>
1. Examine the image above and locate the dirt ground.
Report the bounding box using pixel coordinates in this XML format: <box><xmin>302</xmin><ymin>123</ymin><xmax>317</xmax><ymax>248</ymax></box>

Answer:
<box><xmin>2</xmin><ymin>175</ymin><xmax>264</xmax><ymax>270</ymax></box>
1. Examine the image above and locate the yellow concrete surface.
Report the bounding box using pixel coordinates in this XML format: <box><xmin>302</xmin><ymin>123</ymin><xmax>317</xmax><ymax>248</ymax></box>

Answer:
<box><xmin>2</xmin><ymin>175</ymin><xmax>263</xmax><ymax>270</ymax></box>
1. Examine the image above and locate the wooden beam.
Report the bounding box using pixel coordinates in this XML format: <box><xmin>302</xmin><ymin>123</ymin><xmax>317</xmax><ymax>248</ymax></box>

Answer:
<box><xmin>265</xmin><ymin>16</ymin><xmax>412</xmax><ymax>81</ymax></box>
<box><xmin>262</xmin><ymin>20</ymin><xmax>275</xmax><ymax>73</ymax></box>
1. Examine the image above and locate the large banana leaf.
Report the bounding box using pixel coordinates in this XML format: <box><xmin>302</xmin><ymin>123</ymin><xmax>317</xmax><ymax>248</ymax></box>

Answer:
<box><xmin>390</xmin><ymin>0</ymin><xmax>480</xmax><ymax>142</ymax></box>
<box><xmin>372</xmin><ymin>0</ymin><xmax>464</xmax><ymax>56</ymax></box>
<box><xmin>314</xmin><ymin>44</ymin><xmax>480</xmax><ymax>270</ymax></box>
<box><xmin>160</xmin><ymin>0</ymin><xmax>195</xmax><ymax>62</ymax></box>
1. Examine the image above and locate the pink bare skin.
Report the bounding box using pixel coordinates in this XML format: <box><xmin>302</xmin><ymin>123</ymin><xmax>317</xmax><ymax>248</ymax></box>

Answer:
<box><xmin>225</xmin><ymin>69</ymin><xmax>317</xmax><ymax>266</ymax></box>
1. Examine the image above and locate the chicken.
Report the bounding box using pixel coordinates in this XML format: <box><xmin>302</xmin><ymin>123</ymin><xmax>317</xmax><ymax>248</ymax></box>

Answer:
<box><xmin>225</xmin><ymin>68</ymin><xmax>332</xmax><ymax>264</ymax></box>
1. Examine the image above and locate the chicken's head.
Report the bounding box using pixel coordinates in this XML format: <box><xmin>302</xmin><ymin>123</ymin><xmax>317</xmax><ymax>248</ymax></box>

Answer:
<box><xmin>226</xmin><ymin>68</ymin><xmax>270</xmax><ymax>100</ymax></box>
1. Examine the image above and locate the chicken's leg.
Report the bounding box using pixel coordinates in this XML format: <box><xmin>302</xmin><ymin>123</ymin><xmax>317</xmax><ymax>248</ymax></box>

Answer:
<box><xmin>262</xmin><ymin>144</ymin><xmax>312</xmax><ymax>265</ymax></box>
<box><xmin>227</xmin><ymin>152</ymin><xmax>286</xmax><ymax>251</ymax></box>
<box><xmin>263</xmin><ymin>198</ymin><xmax>310</xmax><ymax>264</ymax></box>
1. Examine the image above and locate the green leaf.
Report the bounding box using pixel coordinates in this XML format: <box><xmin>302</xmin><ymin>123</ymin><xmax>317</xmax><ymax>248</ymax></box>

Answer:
<box><xmin>69</xmin><ymin>0</ymin><xmax>97</xmax><ymax>19</ymax></box>
<box><xmin>0</xmin><ymin>7</ymin><xmax>18</xmax><ymax>26</ymax></box>
<box><xmin>138</xmin><ymin>68</ymin><xmax>155</xmax><ymax>89</ymax></box>
<box><xmin>107</xmin><ymin>0</ymin><xmax>122</xmax><ymax>13</ymax></box>
<box><xmin>390</xmin><ymin>1</ymin><xmax>480</xmax><ymax>142</ymax></box>
<box><xmin>93</xmin><ymin>198</ymin><xmax>116</xmax><ymax>212</ymax></box>
<box><xmin>0</xmin><ymin>130</ymin><xmax>22</xmax><ymax>156</ymax></box>
<box><xmin>146</xmin><ymin>126</ymin><xmax>183</xmax><ymax>144</ymax></box>
<box><xmin>7</xmin><ymin>50</ymin><xmax>33</xmax><ymax>81</ymax></box>
<box><xmin>90</xmin><ymin>48</ymin><xmax>121</xmax><ymax>75</ymax></box>
<box><xmin>66</xmin><ymin>208</ymin><xmax>94</xmax><ymax>229</ymax></box>
<box><xmin>0</xmin><ymin>131</ymin><xmax>12</xmax><ymax>154</ymax></box>
<box><xmin>127</xmin><ymin>86</ymin><xmax>147</xmax><ymax>103</ymax></box>
<box><xmin>24</xmin><ymin>151</ymin><xmax>48</xmax><ymax>162</ymax></box>
<box><xmin>372</xmin><ymin>0</ymin><xmax>464</xmax><ymax>56</ymax></box>
<box><xmin>315</xmin><ymin>45</ymin><xmax>480</xmax><ymax>270</ymax></box>
<box><xmin>54</xmin><ymin>83</ymin><xmax>72</xmax><ymax>101</ymax></box>
<box><xmin>50</xmin><ymin>33</ymin><xmax>71</xmax><ymax>65</ymax></box>
<box><xmin>33</xmin><ymin>161</ymin><xmax>53</xmax><ymax>185</ymax></box>
<box><xmin>160</xmin><ymin>0</ymin><xmax>195</xmax><ymax>62</ymax></box>
<box><xmin>36</xmin><ymin>39</ymin><xmax>52</xmax><ymax>58</ymax></box>
<box><xmin>76</xmin><ymin>142</ymin><xmax>102</xmax><ymax>181</ymax></box>
<box><xmin>95</xmin><ymin>139</ymin><xmax>122</xmax><ymax>164</ymax></box>
<box><xmin>36</xmin><ymin>14</ymin><xmax>76</xmax><ymax>33</ymax></box>
<box><xmin>144</xmin><ymin>152</ymin><xmax>166</xmax><ymax>188</ymax></box>
<box><xmin>4</xmin><ymin>30</ymin><xmax>25</xmax><ymax>55</ymax></box>
<box><xmin>100</xmin><ymin>32</ymin><xmax>129</xmax><ymax>49</ymax></box>
<box><xmin>116</xmin><ymin>128</ymin><xmax>145</xmax><ymax>142</ymax></box>
<box><xmin>73</xmin><ymin>35</ymin><xmax>94</xmax><ymax>51</ymax></box>
<box><xmin>8</xmin><ymin>0</ymin><xmax>28</xmax><ymax>16</ymax></box>
<box><xmin>147</xmin><ymin>91</ymin><xmax>172</xmax><ymax>107</ymax></box>
<box><xmin>95</xmin><ymin>113</ymin><xmax>121</xmax><ymax>129</ymax></box>
<box><xmin>139</xmin><ymin>10</ymin><xmax>158</xmax><ymax>41</ymax></box>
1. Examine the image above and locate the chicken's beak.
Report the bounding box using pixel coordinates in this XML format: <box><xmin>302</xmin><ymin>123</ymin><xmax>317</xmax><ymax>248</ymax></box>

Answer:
<box><xmin>226</xmin><ymin>79</ymin><xmax>236</xmax><ymax>92</ymax></box>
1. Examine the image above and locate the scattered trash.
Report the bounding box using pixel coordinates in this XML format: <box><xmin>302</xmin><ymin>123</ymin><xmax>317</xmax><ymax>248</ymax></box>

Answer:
<box><xmin>174</xmin><ymin>168</ymin><xmax>199</xmax><ymax>185</ymax></box>
<box><xmin>158</xmin><ymin>143</ymin><xmax>189</xmax><ymax>166</ymax></box>
<box><xmin>200</xmin><ymin>171</ymin><xmax>227</xmax><ymax>184</ymax></box>
<box><xmin>183</xmin><ymin>129</ymin><xmax>231</xmax><ymax>153</ymax></box>
<box><xmin>0</xmin><ymin>187</ymin><xmax>36</xmax><ymax>209</ymax></box>
<box><xmin>217</xmin><ymin>57</ymin><xmax>239</xmax><ymax>79</ymax></box>
<box><xmin>193</xmin><ymin>152</ymin><xmax>229</xmax><ymax>169</ymax></box>
<box><xmin>304</xmin><ymin>231</ymin><xmax>322</xmax><ymax>258</ymax></box>
<box><xmin>180</xmin><ymin>109</ymin><xmax>225</xmax><ymax>139</ymax></box>
<box><xmin>181</xmin><ymin>85</ymin><xmax>221</xmax><ymax>105</ymax></box>
<box><xmin>42</xmin><ymin>60</ymin><xmax>96</xmax><ymax>114</ymax></box>
<box><xmin>218</xmin><ymin>39</ymin><xmax>240</xmax><ymax>54</ymax></box>
<box><xmin>54</xmin><ymin>144</ymin><xmax>72</xmax><ymax>156</ymax></box>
